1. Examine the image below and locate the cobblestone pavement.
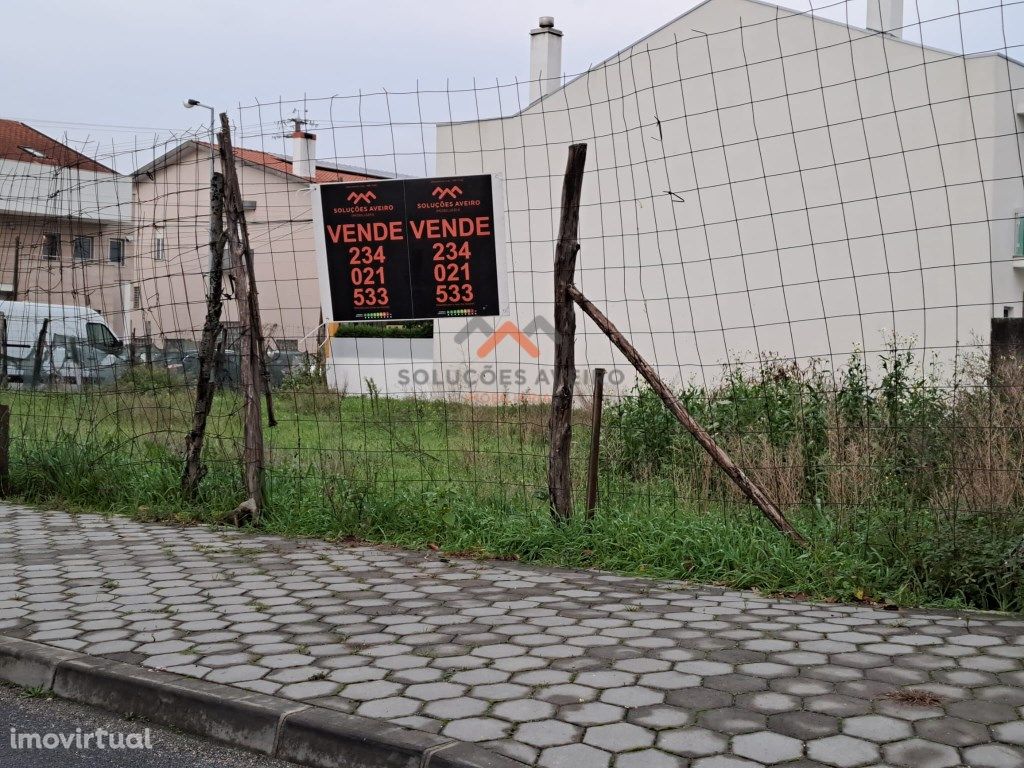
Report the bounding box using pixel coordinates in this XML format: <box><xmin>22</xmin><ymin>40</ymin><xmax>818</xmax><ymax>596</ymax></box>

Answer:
<box><xmin>1</xmin><ymin>506</ymin><xmax>1023</xmax><ymax>768</ymax></box>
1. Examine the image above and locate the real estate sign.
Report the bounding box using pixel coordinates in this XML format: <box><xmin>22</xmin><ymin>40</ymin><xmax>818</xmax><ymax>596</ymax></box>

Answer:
<box><xmin>312</xmin><ymin>175</ymin><xmax>507</xmax><ymax>322</ymax></box>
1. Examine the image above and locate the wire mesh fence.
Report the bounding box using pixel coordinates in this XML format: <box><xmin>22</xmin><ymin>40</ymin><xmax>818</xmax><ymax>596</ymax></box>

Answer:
<box><xmin>2</xmin><ymin>0</ymin><xmax>1024</xmax><ymax>605</ymax></box>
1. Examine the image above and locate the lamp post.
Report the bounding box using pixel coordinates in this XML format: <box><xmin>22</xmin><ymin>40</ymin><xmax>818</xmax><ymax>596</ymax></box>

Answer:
<box><xmin>183</xmin><ymin>98</ymin><xmax>217</xmax><ymax>279</ymax></box>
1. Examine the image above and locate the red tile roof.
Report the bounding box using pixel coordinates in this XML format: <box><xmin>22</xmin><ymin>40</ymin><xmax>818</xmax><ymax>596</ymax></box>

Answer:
<box><xmin>196</xmin><ymin>141</ymin><xmax>380</xmax><ymax>182</ymax></box>
<box><xmin>0</xmin><ymin>119</ymin><xmax>113</xmax><ymax>173</ymax></box>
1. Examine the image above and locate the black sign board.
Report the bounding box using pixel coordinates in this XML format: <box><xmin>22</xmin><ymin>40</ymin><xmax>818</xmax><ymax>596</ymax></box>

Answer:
<box><xmin>312</xmin><ymin>175</ymin><xmax>506</xmax><ymax>322</ymax></box>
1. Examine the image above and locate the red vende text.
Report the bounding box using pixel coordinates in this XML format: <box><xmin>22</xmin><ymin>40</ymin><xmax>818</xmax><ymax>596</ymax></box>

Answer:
<box><xmin>409</xmin><ymin>216</ymin><xmax>491</xmax><ymax>240</ymax></box>
<box><xmin>327</xmin><ymin>221</ymin><xmax>404</xmax><ymax>244</ymax></box>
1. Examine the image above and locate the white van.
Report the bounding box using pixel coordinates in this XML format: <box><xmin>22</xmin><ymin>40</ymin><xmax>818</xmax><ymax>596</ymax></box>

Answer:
<box><xmin>0</xmin><ymin>301</ymin><xmax>125</xmax><ymax>385</ymax></box>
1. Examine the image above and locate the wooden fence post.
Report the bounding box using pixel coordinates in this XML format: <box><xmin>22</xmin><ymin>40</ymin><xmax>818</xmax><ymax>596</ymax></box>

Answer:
<box><xmin>547</xmin><ymin>143</ymin><xmax>588</xmax><ymax>521</ymax></box>
<box><xmin>0</xmin><ymin>313</ymin><xmax>8</xmax><ymax>389</ymax></box>
<box><xmin>31</xmin><ymin>318</ymin><xmax>49</xmax><ymax>386</ymax></box>
<box><xmin>219</xmin><ymin>114</ymin><xmax>265</xmax><ymax>524</ymax></box>
<box><xmin>182</xmin><ymin>170</ymin><xmax>227</xmax><ymax>497</ymax></box>
<box><xmin>12</xmin><ymin>237</ymin><xmax>20</xmax><ymax>299</ymax></box>
<box><xmin>0</xmin><ymin>404</ymin><xmax>8</xmax><ymax>496</ymax></box>
<box><xmin>568</xmin><ymin>284</ymin><xmax>807</xmax><ymax>547</ymax></box>
<box><xmin>585</xmin><ymin>367</ymin><xmax>606</xmax><ymax>518</ymax></box>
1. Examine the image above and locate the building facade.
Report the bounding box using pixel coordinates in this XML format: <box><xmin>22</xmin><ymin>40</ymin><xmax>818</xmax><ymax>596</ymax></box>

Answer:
<box><xmin>131</xmin><ymin>135</ymin><xmax>387</xmax><ymax>351</ymax></box>
<box><xmin>424</xmin><ymin>0</ymin><xmax>1024</xmax><ymax>400</ymax></box>
<box><xmin>0</xmin><ymin>120</ymin><xmax>133</xmax><ymax>335</ymax></box>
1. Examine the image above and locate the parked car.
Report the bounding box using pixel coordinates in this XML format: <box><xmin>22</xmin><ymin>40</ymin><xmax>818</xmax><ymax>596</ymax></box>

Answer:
<box><xmin>0</xmin><ymin>301</ymin><xmax>126</xmax><ymax>386</ymax></box>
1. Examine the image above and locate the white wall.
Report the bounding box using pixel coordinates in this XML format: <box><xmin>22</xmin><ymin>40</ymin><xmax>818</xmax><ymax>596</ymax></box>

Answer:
<box><xmin>429</xmin><ymin>0</ymin><xmax>1024</xmax><ymax>400</ymax></box>
<box><xmin>132</xmin><ymin>146</ymin><xmax>322</xmax><ymax>348</ymax></box>
<box><xmin>0</xmin><ymin>159</ymin><xmax>131</xmax><ymax>224</ymax></box>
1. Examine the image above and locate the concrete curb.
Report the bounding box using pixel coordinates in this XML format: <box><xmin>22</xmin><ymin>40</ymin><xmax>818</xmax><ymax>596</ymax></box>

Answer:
<box><xmin>0</xmin><ymin>636</ymin><xmax>525</xmax><ymax>768</ymax></box>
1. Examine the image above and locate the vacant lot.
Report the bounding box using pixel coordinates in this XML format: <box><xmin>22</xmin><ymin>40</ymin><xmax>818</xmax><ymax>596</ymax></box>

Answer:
<box><xmin>4</xmin><ymin>349</ymin><xmax>1024</xmax><ymax>613</ymax></box>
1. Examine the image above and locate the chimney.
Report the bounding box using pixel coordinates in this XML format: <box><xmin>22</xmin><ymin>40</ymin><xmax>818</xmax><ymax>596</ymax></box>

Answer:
<box><xmin>291</xmin><ymin>120</ymin><xmax>317</xmax><ymax>180</ymax></box>
<box><xmin>530</xmin><ymin>16</ymin><xmax>563</xmax><ymax>103</ymax></box>
<box><xmin>866</xmin><ymin>0</ymin><xmax>904</xmax><ymax>37</ymax></box>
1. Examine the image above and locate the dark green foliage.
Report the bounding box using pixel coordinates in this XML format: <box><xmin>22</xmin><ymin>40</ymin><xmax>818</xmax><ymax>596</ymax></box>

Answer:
<box><xmin>333</xmin><ymin>321</ymin><xmax>433</xmax><ymax>339</ymax></box>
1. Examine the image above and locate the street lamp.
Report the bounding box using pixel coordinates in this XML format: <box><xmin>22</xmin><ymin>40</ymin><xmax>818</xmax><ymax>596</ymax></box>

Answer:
<box><xmin>183</xmin><ymin>98</ymin><xmax>218</xmax><ymax>279</ymax></box>
<box><xmin>183</xmin><ymin>98</ymin><xmax>215</xmax><ymax>186</ymax></box>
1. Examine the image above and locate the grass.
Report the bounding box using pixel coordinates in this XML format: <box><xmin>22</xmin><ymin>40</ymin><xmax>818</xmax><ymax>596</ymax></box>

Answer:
<box><xmin>3</xmin><ymin>344</ymin><xmax>1023</xmax><ymax>614</ymax></box>
<box><xmin>19</xmin><ymin>686</ymin><xmax>54</xmax><ymax>700</ymax></box>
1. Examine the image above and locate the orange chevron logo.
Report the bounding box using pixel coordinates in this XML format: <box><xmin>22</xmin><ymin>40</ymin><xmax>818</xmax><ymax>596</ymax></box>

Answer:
<box><xmin>432</xmin><ymin>185</ymin><xmax>463</xmax><ymax>201</ymax></box>
<box><xmin>347</xmin><ymin>190</ymin><xmax>377</xmax><ymax>205</ymax></box>
<box><xmin>475</xmin><ymin>321</ymin><xmax>540</xmax><ymax>359</ymax></box>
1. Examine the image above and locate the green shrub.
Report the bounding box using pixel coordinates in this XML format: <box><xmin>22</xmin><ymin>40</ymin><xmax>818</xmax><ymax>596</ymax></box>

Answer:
<box><xmin>333</xmin><ymin>321</ymin><xmax>433</xmax><ymax>339</ymax></box>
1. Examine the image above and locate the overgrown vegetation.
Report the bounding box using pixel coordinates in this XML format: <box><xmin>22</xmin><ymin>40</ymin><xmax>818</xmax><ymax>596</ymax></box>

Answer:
<box><xmin>4</xmin><ymin>341</ymin><xmax>1023</xmax><ymax>613</ymax></box>
<box><xmin>332</xmin><ymin>321</ymin><xmax>433</xmax><ymax>339</ymax></box>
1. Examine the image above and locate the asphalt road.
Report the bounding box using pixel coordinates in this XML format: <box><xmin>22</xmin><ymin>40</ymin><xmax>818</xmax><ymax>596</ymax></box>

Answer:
<box><xmin>0</xmin><ymin>683</ymin><xmax>300</xmax><ymax>768</ymax></box>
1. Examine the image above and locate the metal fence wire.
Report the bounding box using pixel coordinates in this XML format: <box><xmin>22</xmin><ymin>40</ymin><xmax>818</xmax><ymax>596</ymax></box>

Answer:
<box><xmin>2</xmin><ymin>0</ymin><xmax>1024</xmax><ymax>563</ymax></box>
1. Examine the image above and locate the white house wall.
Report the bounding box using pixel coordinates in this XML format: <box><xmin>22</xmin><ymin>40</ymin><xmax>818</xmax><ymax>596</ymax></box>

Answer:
<box><xmin>432</xmin><ymin>0</ymin><xmax>1024</xmax><ymax>400</ymax></box>
<box><xmin>0</xmin><ymin>158</ymin><xmax>131</xmax><ymax>224</ymax></box>
<box><xmin>133</xmin><ymin>147</ymin><xmax>320</xmax><ymax>347</ymax></box>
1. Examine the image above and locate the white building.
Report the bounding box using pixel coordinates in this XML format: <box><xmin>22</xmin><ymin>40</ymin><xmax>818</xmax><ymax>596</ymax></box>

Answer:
<box><xmin>425</xmin><ymin>0</ymin><xmax>1024</xmax><ymax>400</ymax></box>
<box><xmin>0</xmin><ymin>119</ymin><xmax>133</xmax><ymax>336</ymax></box>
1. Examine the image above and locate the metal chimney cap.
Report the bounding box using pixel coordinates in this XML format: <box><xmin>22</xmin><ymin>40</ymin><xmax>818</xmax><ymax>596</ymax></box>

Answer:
<box><xmin>539</xmin><ymin>16</ymin><xmax>555</xmax><ymax>28</ymax></box>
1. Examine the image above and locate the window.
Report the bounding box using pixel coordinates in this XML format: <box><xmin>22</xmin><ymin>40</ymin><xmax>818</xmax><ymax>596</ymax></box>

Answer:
<box><xmin>73</xmin><ymin>235</ymin><xmax>94</xmax><ymax>261</ymax></box>
<box><xmin>1015</xmin><ymin>213</ymin><xmax>1024</xmax><ymax>258</ymax></box>
<box><xmin>86</xmin><ymin>322</ymin><xmax>121</xmax><ymax>352</ymax></box>
<box><xmin>132</xmin><ymin>285</ymin><xmax>142</xmax><ymax>310</ymax></box>
<box><xmin>109</xmin><ymin>238</ymin><xmax>125</xmax><ymax>263</ymax></box>
<box><xmin>154</xmin><ymin>230</ymin><xmax>166</xmax><ymax>260</ymax></box>
<box><xmin>42</xmin><ymin>233</ymin><xmax>60</xmax><ymax>259</ymax></box>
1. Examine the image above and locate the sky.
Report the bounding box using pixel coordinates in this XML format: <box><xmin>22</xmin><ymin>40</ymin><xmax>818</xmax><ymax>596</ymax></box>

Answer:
<box><xmin>0</xmin><ymin>0</ymin><xmax>1019</xmax><ymax>169</ymax></box>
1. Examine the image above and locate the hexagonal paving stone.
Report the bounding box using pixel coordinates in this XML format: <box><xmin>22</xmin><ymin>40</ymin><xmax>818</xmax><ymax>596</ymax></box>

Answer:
<box><xmin>492</xmin><ymin>698</ymin><xmax>556</xmax><ymax>724</ymax></box>
<box><xmin>574</xmin><ymin>670</ymin><xmax>636</xmax><ymax>689</ymax></box>
<box><xmin>559</xmin><ymin>702</ymin><xmax>625</xmax><ymax>726</ymax></box>
<box><xmin>442</xmin><ymin>717</ymin><xmax>510</xmax><ymax>743</ymax></box>
<box><xmin>205</xmin><ymin>664</ymin><xmax>268</xmax><ymax>684</ymax></box>
<box><xmin>994</xmin><ymin>720</ymin><xmax>1024</xmax><ymax>746</ymax></box>
<box><xmin>259</xmin><ymin>653</ymin><xmax>315</xmax><ymax>669</ymax></box>
<box><xmin>697</xmin><ymin>708</ymin><xmax>765</xmax><ymax>735</ymax></box>
<box><xmin>843</xmin><ymin>714</ymin><xmax>914</xmax><ymax>743</ymax></box>
<box><xmin>626</xmin><ymin>705</ymin><xmax>691</xmax><ymax>730</ymax></box>
<box><xmin>356</xmin><ymin>697</ymin><xmax>421</xmax><ymax>719</ymax></box>
<box><xmin>514</xmin><ymin>719</ymin><xmax>580</xmax><ymax>748</ymax></box>
<box><xmin>600</xmin><ymin>686</ymin><xmax>664</xmax><ymax>707</ymax></box>
<box><xmin>733</xmin><ymin>730</ymin><xmax>803</xmax><ymax>763</ymax></box>
<box><xmin>807</xmin><ymin>734</ymin><xmax>880</xmax><ymax>767</ymax></box>
<box><xmin>423</xmin><ymin>697</ymin><xmax>489</xmax><ymax>719</ymax></box>
<box><xmin>883</xmin><ymin>738</ymin><xmax>962</xmax><ymax>768</ymax></box>
<box><xmin>960</xmin><ymin>743</ymin><xmax>1024</xmax><ymax>768</ymax></box>
<box><xmin>277</xmin><ymin>680</ymin><xmax>340</xmax><ymax>699</ymax></box>
<box><xmin>690</xmin><ymin>757</ymin><xmax>762</xmax><ymax>768</ymax></box>
<box><xmin>538</xmin><ymin>743</ymin><xmax>611</xmax><ymax>768</ymax></box>
<box><xmin>341</xmin><ymin>680</ymin><xmax>402</xmax><ymax>701</ymax></box>
<box><xmin>657</xmin><ymin>727</ymin><xmax>729</xmax><ymax>758</ymax></box>
<box><xmin>584</xmin><ymin>722</ymin><xmax>655</xmax><ymax>752</ymax></box>
<box><xmin>914</xmin><ymin>715</ymin><xmax>990</xmax><ymax>747</ymax></box>
<box><xmin>614</xmin><ymin>749</ymin><xmax>687</xmax><ymax>768</ymax></box>
<box><xmin>405</xmin><ymin>681</ymin><xmax>466</xmax><ymax>701</ymax></box>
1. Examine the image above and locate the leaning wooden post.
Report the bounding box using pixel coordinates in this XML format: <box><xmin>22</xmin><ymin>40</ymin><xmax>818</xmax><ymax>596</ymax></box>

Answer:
<box><xmin>219</xmin><ymin>114</ymin><xmax>265</xmax><ymax>524</ymax></box>
<box><xmin>0</xmin><ymin>404</ymin><xmax>9</xmax><ymax>496</ymax></box>
<box><xmin>182</xmin><ymin>171</ymin><xmax>227</xmax><ymax>497</ymax></box>
<box><xmin>12</xmin><ymin>237</ymin><xmax>20</xmax><ymax>299</ymax></box>
<box><xmin>242</xmin><ymin>220</ymin><xmax>276</xmax><ymax>427</ymax></box>
<box><xmin>547</xmin><ymin>143</ymin><xmax>588</xmax><ymax>521</ymax></box>
<box><xmin>568</xmin><ymin>285</ymin><xmax>808</xmax><ymax>547</ymax></box>
<box><xmin>585</xmin><ymin>367</ymin><xmax>606</xmax><ymax>518</ymax></box>
<box><xmin>0</xmin><ymin>313</ymin><xmax>8</xmax><ymax>389</ymax></box>
<box><xmin>31</xmin><ymin>318</ymin><xmax>49</xmax><ymax>386</ymax></box>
